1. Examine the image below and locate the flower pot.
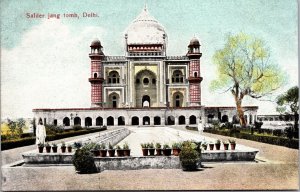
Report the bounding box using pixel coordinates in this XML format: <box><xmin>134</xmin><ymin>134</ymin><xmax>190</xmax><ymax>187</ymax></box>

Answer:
<box><xmin>215</xmin><ymin>143</ymin><xmax>221</xmax><ymax>150</ymax></box>
<box><xmin>38</xmin><ymin>146</ymin><xmax>44</xmax><ymax>153</ymax></box>
<box><xmin>67</xmin><ymin>147</ymin><xmax>72</xmax><ymax>153</ymax></box>
<box><xmin>148</xmin><ymin>148</ymin><xmax>155</xmax><ymax>156</ymax></box>
<box><xmin>117</xmin><ymin>149</ymin><xmax>124</xmax><ymax>157</ymax></box>
<box><xmin>230</xmin><ymin>143</ymin><xmax>236</xmax><ymax>150</ymax></box>
<box><xmin>209</xmin><ymin>144</ymin><xmax>214</xmax><ymax>150</ymax></box>
<box><xmin>46</xmin><ymin>146</ymin><xmax>51</xmax><ymax>153</ymax></box>
<box><xmin>156</xmin><ymin>148</ymin><xmax>162</xmax><ymax>156</ymax></box>
<box><xmin>91</xmin><ymin>150</ymin><xmax>100</xmax><ymax>156</ymax></box>
<box><xmin>223</xmin><ymin>143</ymin><xmax>229</xmax><ymax>150</ymax></box>
<box><xmin>100</xmin><ymin>149</ymin><xmax>107</xmax><ymax>157</ymax></box>
<box><xmin>124</xmin><ymin>149</ymin><xmax>131</xmax><ymax>156</ymax></box>
<box><xmin>61</xmin><ymin>146</ymin><xmax>66</xmax><ymax>153</ymax></box>
<box><xmin>172</xmin><ymin>148</ymin><xmax>181</xmax><ymax>156</ymax></box>
<box><xmin>163</xmin><ymin>148</ymin><xmax>172</xmax><ymax>156</ymax></box>
<box><xmin>52</xmin><ymin>146</ymin><xmax>58</xmax><ymax>153</ymax></box>
<box><xmin>142</xmin><ymin>148</ymin><xmax>148</xmax><ymax>156</ymax></box>
<box><xmin>108</xmin><ymin>149</ymin><xmax>115</xmax><ymax>157</ymax></box>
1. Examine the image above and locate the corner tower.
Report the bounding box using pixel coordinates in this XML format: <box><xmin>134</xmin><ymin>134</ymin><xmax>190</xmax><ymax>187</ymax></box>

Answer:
<box><xmin>187</xmin><ymin>37</ymin><xmax>203</xmax><ymax>106</ymax></box>
<box><xmin>89</xmin><ymin>39</ymin><xmax>104</xmax><ymax>107</ymax></box>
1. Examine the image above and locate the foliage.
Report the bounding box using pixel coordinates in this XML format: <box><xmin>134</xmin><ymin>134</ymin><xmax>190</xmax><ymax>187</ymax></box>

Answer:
<box><xmin>115</xmin><ymin>145</ymin><xmax>121</xmax><ymax>150</ymax></box>
<box><xmin>228</xmin><ymin>139</ymin><xmax>236</xmax><ymax>144</ymax></box>
<box><xmin>211</xmin><ymin>33</ymin><xmax>285</xmax><ymax>126</ymax></box>
<box><xmin>108</xmin><ymin>143</ymin><xmax>114</xmax><ymax>150</ymax></box>
<box><xmin>45</xmin><ymin>142</ymin><xmax>50</xmax><ymax>147</ymax></box>
<box><xmin>93</xmin><ymin>143</ymin><xmax>101</xmax><ymax>150</ymax></box>
<box><xmin>73</xmin><ymin>125</ymin><xmax>83</xmax><ymax>131</ymax></box>
<box><xmin>148</xmin><ymin>142</ymin><xmax>154</xmax><ymax>149</ymax></box>
<box><xmin>272</xmin><ymin>129</ymin><xmax>283</xmax><ymax>137</ymax></box>
<box><xmin>123</xmin><ymin>142</ymin><xmax>129</xmax><ymax>150</ymax></box>
<box><xmin>163</xmin><ymin>144</ymin><xmax>170</xmax><ymax>149</ymax></box>
<box><xmin>204</xmin><ymin>129</ymin><xmax>298</xmax><ymax>149</ymax></box>
<box><xmin>5</xmin><ymin>118</ymin><xmax>26</xmax><ymax>139</ymax></box>
<box><xmin>52</xmin><ymin>143</ymin><xmax>57</xmax><ymax>147</ymax></box>
<box><xmin>45</xmin><ymin>124</ymin><xmax>64</xmax><ymax>135</ymax></box>
<box><xmin>254</xmin><ymin>121</ymin><xmax>263</xmax><ymax>129</ymax></box>
<box><xmin>172</xmin><ymin>142</ymin><xmax>181</xmax><ymax>149</ymax></box>
<box><xmin>155</xmin><ymin>143</ymin><xmax>161</xmax><ymax>149</ymax></box>
<box><xmin>141</xmin><ymin>143</ymin><xmax>148</xmax><ymax>148</ymax></box>
<box><xmin>185</xmin><ymin>126</ymin><xmax>198</xmax><ymax>131</ymax></box>
<box><xmin>179</xmin><ymin>141</ymin><xmax>200</xmax><ymax>171</ymax></box>
<box><xmin>100</xmin><ymin>143</ymin><xmax>106</xmax><ymax>149</ymax></box>
<box><xmin>215</xmin><ymin>139</ymin><xmax>221</xmax><ymax>144</ymax></box>
<box><xmin>72</xmin><ymin>147</ymin><xmax>98</xmax><ymax>174</ymax></box>
<box><xmin>73</xmin><ymin>141</ymin><xmax>82</xmax><ymax>149</ymax></box>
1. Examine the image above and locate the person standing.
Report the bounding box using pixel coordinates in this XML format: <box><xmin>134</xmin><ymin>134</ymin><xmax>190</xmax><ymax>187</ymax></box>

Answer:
<box><xmin>36</xmin><ymin>119</ymin><xmax>46</xmax><ymax>145</ymax></box>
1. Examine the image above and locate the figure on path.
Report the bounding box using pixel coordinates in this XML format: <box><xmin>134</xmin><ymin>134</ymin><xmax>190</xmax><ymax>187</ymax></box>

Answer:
<box><xmin>198</xmin><ymin>120</ymin><xmax>204</xmax><ymax>135</ymax></box>
<box><xmin>36</xmin><ymin>119</ymin><xmax>46</xmax><ymax>145</ymax></box>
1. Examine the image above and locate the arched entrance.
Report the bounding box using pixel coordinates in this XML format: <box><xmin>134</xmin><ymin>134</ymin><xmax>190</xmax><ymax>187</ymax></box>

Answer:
<box><xmin>118</xmin><ymin>116</ymin><xmax>125</xmax><ymax>125</ymax></box>
<box><xmin>85</xmin><ymin>117</ymin><xmax>92</xmax><ymax>127</ymax></box>
<box><xmin>142</xmin><ymin>95</ymin><xmax>150</xmax><ymax>107</ymax></box>
<box><xmin>135</xmin><ymin>70</ymin><xmax>157</xmax><ymax>107</ymax></box>
<box><xmin>108</xmin><ymin>93</ymin><xmax>119</xmax><ymax>108</ymax></box>
<box><xmin>179</xmin><ymin>116</ymin><xmax>185</xmax><ymax>125</ymax></box>
<box><xmin>221</xmin><ymin>115</ymin><xmax>229</xmax><ymax>123</ymax></box>
<box><xmin>173</xmin><ymin>92</ymin><xmax>184</xmax><ymax>107</ymax></box>
<box><xmin>107</xmin><ymin>116</ymin><xmax>114</xmax><ymax>126</ymax></box>
<box><xmin>63</xmin><ymin>117</ymin><xmax>70</xmax><ymax>126</ymax></box>
<box><xmin>189</xmin><ymin>115</ymin><xmax>196</xmax><ymax>125</ymax></box>
<box><xmin>96</xmin><ymin>116</ymin><xmax>103</xmax><ymax>126</ymax></box>
<box><xmin>74</xmin><ymin>117</ymin><xmax>81</xmax><ymax>126</ymax></box>
<box><xmin>132</xmin><ymin>116</ymin><xmax>139</xmax><ymax>125</ymax></box>
<box><xmin>143</xmin><ymin>116</ymin><xmax>150</xmax><ymax>125</ymax></box>
<box><xmin>154</xmin><ymin>116</ymin><xmax>161</xmax><ymax>125</ymax></box>
<box><xmin>167</xmin><ymin>116</ymin><xmax>175</xmax><ymax>125</ymax></box>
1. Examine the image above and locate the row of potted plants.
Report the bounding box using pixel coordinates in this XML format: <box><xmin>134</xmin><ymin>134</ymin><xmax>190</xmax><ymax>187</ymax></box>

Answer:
<box><xmin>91</xmin><ymin>142</ymin><xmax>131</xmax><ymax>157</ymax></box>
<box><xmin>37</xmin><ymin>141</ymin><xmax>73</xmax><ymax>153</ymax></box>
<box><xmin>141</xmin><ymin>142</ymin><xmax>183</xmax><ymax>156</ymax></box>
<box><xmin>201</xmin><ymin>139</ymin><xmax>236</xmax><ymax>150</ymax></box>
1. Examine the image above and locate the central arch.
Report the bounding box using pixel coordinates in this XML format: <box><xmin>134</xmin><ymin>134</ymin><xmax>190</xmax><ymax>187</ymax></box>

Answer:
<box><xmin>167</xmin><ymin>116</ymin><xmax>175</xmax><ymax>125</ymax></box>
<box><xmin>173</xmin><ymin>92</ymin><xmax>184</xmax><ymax>107</ymax></box>
<box><xmin>107</xmin><ymin>116</ymin><xmax>114</xmax><ymax>126</ymax></box>
<box><xmin>154</xmin><ymin>116</ymin><xmax>161</xmax><ymax>125</ymax></box>
<box><xmin>132</xmin><ymin>116</ymin><xmax>139</xmax><ymax>125</ymax></box>
<box><xmin>179</xmin><ymin>115</ymin><xmax>186</xmax><ymax>125</ymax></box>
<box><xmin>118</xmin><ymin>116</ymin><xmax>125</xmax><ymax>125</ymax></box>
<box><xmin>135</xmin><ymin>70</ymin><xmax>157</xmax><ymax>107</ymax></box>
<box><xmin>143</xmin><ymin>116</ymin><xmax>150</xmax><ymax>125</ymax></box>
<box><xmin>85</xmin><ymin>117</ymin><xmax>92</xmax><ymax>127</ymax></box>
<box><xmin>74</xmin><ymin>117</ymin><xmax>81</xmax><ymax>126</ymax></box>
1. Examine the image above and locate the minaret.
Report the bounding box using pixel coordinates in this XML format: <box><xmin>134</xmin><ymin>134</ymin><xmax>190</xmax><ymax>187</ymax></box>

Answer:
<box><xmin>89</xmin><ymin>39</ymin><xmax>104</xmax><ymax>107</ymax></box>
<box><xmin>187</xmin><ymin>37</ymin><xmax>203</xmax><ymax>106</ymax></box>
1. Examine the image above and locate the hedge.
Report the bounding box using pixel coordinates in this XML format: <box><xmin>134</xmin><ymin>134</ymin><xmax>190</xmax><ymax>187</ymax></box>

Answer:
<box><xmin>204</xmin><ymin>129</ymin><xmax>299</xmax><ymax>149</ymax></box>
<box><xmin>1</xmin><ymin>127</ymin><xmax>107</xmax><ymax>151</ymax></box>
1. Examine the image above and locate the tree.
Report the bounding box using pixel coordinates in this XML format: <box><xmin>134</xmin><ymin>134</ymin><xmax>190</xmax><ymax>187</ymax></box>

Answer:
<box><xmin>211</xmin><ymin>33</ymin><xmax>285</xmax><ymax>126</ymax></box>
<box><xmin>276</xmin><ymin>86</ymin><xmax>299</xmax><ymax>137</ymax></box>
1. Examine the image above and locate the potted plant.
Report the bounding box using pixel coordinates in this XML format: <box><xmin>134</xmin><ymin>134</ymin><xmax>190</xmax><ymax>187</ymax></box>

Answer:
<box><xmin>172</xmin><ymin>142</ymin><xmax>181</xmax><ymax>156</ymax></box>
<box><xmin>38</xmin><ymin>143</ymin><xmax>44</xmax><ymax>153</ymax></box>
<box><xmin>52</xmin><ymin>143</ymin><xmax>58</xmax><ymax>153</ymax></box>
<box><xmin>61</xmin><ymin>142</ymin><xmax>66</xmax><ymax>153</ymax></box>
<box><xmin>209</xmin><ymin>142</ymin><xmax>214</xmax><ymax>150</ymax></box>
<box><xmin>179</xmin><ymin>141</ymin><xmax>200</xmax><ymax>171</ymax></box>
<box><xmin>162</xmin><ymin>144</ymin><xmax>172</xmax><ymax>156</ymax></box>
<box><xmin>201</xmin><ymin>142</ymin><xmax>208</xmax><ymax>150</ymax></box>
<box><xmin>141</xmin><ymin>143</ymin><xmax>148</xmax><ymax>156</ymax></box>
<box><xmin>45</xmin><ymin>142</ymin><xmax>51</xmax><ymax>153</ymax></box>
<box><xmin>100</xmin><ymin>143</ymin><xmax>107</xmax><ymax>157</ymax></box>
<box><xmin>223</xmin><ymin>140</ymin><xmax>229</xmax><ymax>150</ymax></box>
<box><xmin>123</xmin><ymin>142</ymin><xmax>131</xmax><ymax>156</ymax></box>
<box><xmin>155</xmin><ymin>143</ymin><xmax>162</xmax><ymax>156</ymax></box>
<box><xmin>215</xmin><ymin>140</ymin><xmax>221</xmax><ymax>150</ymax></box>
<box><xmin>229</xmin><ymin>139</ymin><xmax>236</xmax><ymax>150</ymax></box>
<box><xmin>116</xmin><ymin>145</ymin><xmax>124</xmax><ymax>157</ymax></box>
<box><xmin>67</xmin><ymin>144</ymin><xmax>73</xmax><ymax>153</ymax></box>
<box><xmin>91</xmin><ymin>143</ymin><xmax>100</xmax><ymax>156</ymax></box>
<box><xmin>148</xmin><ymin>143</ymin><xmax>155</xmax><ymax>156</ymax></box>
<box><xmin>108</xmin><ymin>143</ymin><xmax>115</xmax><ymax>157</ymax></box>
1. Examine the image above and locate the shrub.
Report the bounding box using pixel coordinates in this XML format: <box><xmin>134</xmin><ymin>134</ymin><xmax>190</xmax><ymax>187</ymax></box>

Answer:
<box><xmin>272</xmin><ymin>129</ymin><xmax>283</xmax><ymax>137</ymax></box>
<box><xmin>185</xmin><ymin>126</ymin><xmax>198</xmax><ymax>131</ymax></box>
<box><xmin>254</xmin><ymin>121</ymin><xmax>263</xmax><ymax>129</ymax></box>
<box><xmin>72</xmin><ymin>147</ymin><xmax>98</xmax><ymax>174</ymax></box>
<box><xmin>179</xmin><ymin>141</ymin><xmax>200</xmax><ymax>171</ymax></box>
<box><xmin>73</xmin><ymin>125</ymin><xmax>83</xmax><ymax>131</ymax></box>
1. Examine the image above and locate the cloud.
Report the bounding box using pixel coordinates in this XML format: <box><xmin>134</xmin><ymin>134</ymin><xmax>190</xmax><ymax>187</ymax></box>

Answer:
<box><xmin>1</xmin><ymin>20</ymin><xmax>104</xmax><ymax>119</ymax></box>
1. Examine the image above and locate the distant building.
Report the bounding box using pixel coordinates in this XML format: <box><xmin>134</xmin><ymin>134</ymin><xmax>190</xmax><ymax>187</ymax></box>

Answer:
<box><xmin>33</xmin><ymin>6</ymin><xmax>258</xmax><ymax>127</ymax></box>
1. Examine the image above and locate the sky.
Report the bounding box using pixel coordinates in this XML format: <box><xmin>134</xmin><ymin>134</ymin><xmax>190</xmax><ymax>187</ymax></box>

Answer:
<box><xmin>0</xmin><ymin>0</ymin><xmax>298</xmax><ymax>119</ymax></box>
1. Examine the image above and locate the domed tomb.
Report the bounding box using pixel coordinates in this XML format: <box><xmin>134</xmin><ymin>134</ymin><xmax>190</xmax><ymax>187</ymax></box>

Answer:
<box><xmin>125</xmin><ymin>7</ymin><xmax>167</xmax><ymax>46</ymax></box>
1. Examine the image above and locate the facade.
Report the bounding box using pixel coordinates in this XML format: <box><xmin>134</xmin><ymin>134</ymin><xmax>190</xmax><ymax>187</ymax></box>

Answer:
<box><xmin>33</xmin><ymin>7</ymin><xmax>258</xmax><ymax>127</ymax></box>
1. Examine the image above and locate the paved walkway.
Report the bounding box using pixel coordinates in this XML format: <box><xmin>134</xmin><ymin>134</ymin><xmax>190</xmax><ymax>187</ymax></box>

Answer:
<box><xmin>1</xmin><ymin>126</ymin><xmax>299</xmax><ymax>191</ymax></box>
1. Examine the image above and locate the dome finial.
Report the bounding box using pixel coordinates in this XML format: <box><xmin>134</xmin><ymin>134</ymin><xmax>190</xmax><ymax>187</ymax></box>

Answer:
<box><xmin>144</xmin><ymin>1</ymin><xmax>148</xmax><ymax>11</ymax></box>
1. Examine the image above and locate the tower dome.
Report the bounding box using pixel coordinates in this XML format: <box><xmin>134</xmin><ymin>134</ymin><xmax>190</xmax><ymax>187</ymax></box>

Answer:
<box><xmin>125</xmin><ymin>7</ymin><xmax>167</xmax><ymax>45</ymax></box>
<box><xmin>189</xmin><ymin>37</ymin><xmax>200</xmax><ymax>46</ymax></box>
<box><xmin>90</xmin><ymin>39</ymin><xmax>102</xmax><ymax>47</ymax></box>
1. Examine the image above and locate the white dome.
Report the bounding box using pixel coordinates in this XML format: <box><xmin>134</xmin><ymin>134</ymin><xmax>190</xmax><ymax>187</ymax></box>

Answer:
<box><xmin>125</xmin><ymin>7</ymin><xmax>167</xmax><ymax>45</ymax></box>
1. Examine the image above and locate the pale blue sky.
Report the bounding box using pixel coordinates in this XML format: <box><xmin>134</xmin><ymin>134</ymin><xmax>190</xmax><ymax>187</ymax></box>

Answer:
<box><xmin>1</xmin><ymin>0</ymin><xmax>298</xmax><ymax>118</ymax></box>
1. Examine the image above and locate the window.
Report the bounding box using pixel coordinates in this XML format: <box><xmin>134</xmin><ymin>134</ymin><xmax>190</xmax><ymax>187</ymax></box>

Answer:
<box><xmin>94</xmin><ymin>73</ymin><xmax>97</xmax><ymax>78</ymax></box>
<box><xmin>108</xmin><ymin>71</ymin><xmax>120</xmax><ymax>84</ymax></box>
<box><xmin>112</xmin><ymin>96</ymin><xmax>117</xmax><ymax>108</ymax></box>
<box><xmin>143</xmin><ymin>78</ymin><xmax>149</xmax><ymax>85</ymax></box>
<box><xmin>194</xmin><ymin>72</ymin><xmax>197</xmax><ymax>77</ymax></box>
<box><xmin>172</xmin><ymin>70</ymin><xmax>184</xmax><ymax>83</ymax></box>
<box><xmin>152</xmin><ymin>78</ymin><xmax>156</xmax><ymax>84</ymax></box>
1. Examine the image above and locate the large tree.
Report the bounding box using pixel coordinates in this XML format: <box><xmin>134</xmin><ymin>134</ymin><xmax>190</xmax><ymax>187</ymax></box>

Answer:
<box><xmin>276</xmin><ymin>86</ymin><xmax>299</xmax><ymax>135</ymax></box>
<box><xmin>211</xmin><ymin>33</ymin><xmax>285</xmax><ymax>126</ymax></box>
